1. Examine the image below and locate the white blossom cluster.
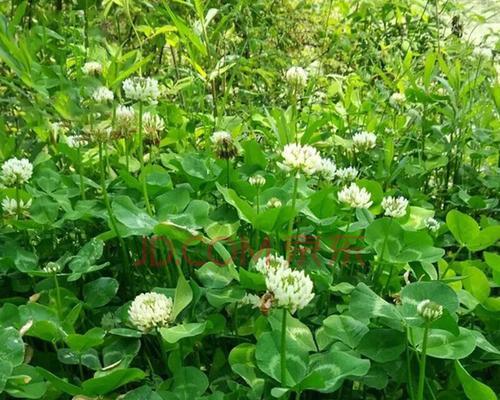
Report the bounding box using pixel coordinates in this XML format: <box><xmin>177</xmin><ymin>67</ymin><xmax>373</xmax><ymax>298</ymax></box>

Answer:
<box><xmin>1</xmin><ymin>157</ymin><xmax>33</xmax><ymax>186</ymax></box>
<box><xmin>82</xmin><ymin>61</ymin><xmax>103</xmax><ymax>75</ymax></box>
<box><xmin>335</xmin><ymin>166</ymin><xmax>359</xmax><ymax>182</ymax></box>
<box><xmin>211</xmin><ymin>131</ymin><xmax>238</xmax><ymax>159</ymax></box>
<box><xmin>92</xmin><ymin>87</ymin><xmax>114</xmax><ymax>103</ymax></box>
<box><xmin>389</xmin><ymin>92</ymin><xmax>406</xmax><ymax>108</ymax></box>
<box><xmin>42</xmin><ymin>262</ymin><xmax>62</xmax><ymax>274</ymax></box>
<box><xmin>265</xmin><ymin>267</ymin><xmax>314</xmax><ymax>314</ymax></box>
<box><xmin>381</xmin><ymin>196</ymin><xmax>409</xmax><ymax>218</ymax></box>
<box><xmin>239</xmin><ymin>293</ymin><xmax>261</xmax><ymax>308</ymax></box>
<box><xmin>116</xmin><ymin>105</ymin><xmax>136</xmax><ymax>129</ymax></box>
<box><xmin>425</xmin><ymin>217</ymin><xmax>440</xmax><ymax>232</ymax></box>
<box><xmin>123</xmin><ymin>77</ymin><xmax>160</xmax><ymax>104</ymax></box>
<box><xmin>285</xmin><ymin>66</ymin><xmax>308</xmax><ymax>88</ymax></box>
<box><xmin>143</xmin><ymin>112</ymin><xmax>165</xmax><ymax>136</ymax></box>
<box><xmin>267</xmin><ymin>197</ymin><xmax>282</xmax><ymax>208</ymax></box>
<box><xmin>253</xmin><ymin>254</ymin><xmax>314</xmax><ymax>314</ymax></box>
<box><xmin>66</xmin><ymin>135</ymin><xmax>88</xmax><ymax>148</ymax></box>
<box><xmin>352</xmin><ymin>131</ymin><xmax>377</xmax><ymax>152</ymax></box>
<box><xmin>129</xmin><ymin>292</ymin><xmax>173</xmax><ymax>332</ymax></box>
<box><xmin>338</xmin><ymin>183</ymin><xmax>373</xmax><ymax>209</ymax></box>
<box><xmin>318</xmin><ymin>157</ymin><xmax>337</xmax><ymax>180</ymax></box>
<box><xmin>249</xmin><ymin>175</ymin><xmax>266</xmax><ymax>187</ymax></box>
<box><xmin>211</xmin><ymin>131</ymin><xmax>232</xmax><ymax>144</ymax></box>
<box><xmin>417</xmin><ymin>299</ymin><xmax>443</xmax><ymax>322</ymax></box>
<box><xmin>1</xmin><ymin>197</ymin><xmax>31</xmax><ymax>217</ymax></box>
<box><xmin>279</xmin><ymin>143</ymin><xmax>323</xmax><ymax>177</ymax></box>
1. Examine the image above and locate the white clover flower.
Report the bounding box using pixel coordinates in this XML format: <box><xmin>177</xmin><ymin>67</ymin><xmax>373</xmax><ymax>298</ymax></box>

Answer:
<box><xmin>338</xmin><ymin>183</ymin><xmax>373</xmax><ymax>209</ymax></box>
<box><xmin>425</xmin><ymin>217</ymin><xmax>440</xmax><ymax>232</ymax></box>
<box><xmin>265</xmin><ymin>268</ymin><xmax>314</xmax><ymax>314</ymax></box>
<box><xmin>123</xmin><ymin>77</ymin><xmax>160</xmax><ymax>104</ymax></box>
<box><xmin>142</xmin><ymin>112</ymin><xmax>165</xmax><ymax>137</ymax></box>
<box><xmin>318</xmin><ymin>157</ymin><xmax>336</xmax><ymax>180</ymax></box>
<box><xmin>249</xmin><ymin>175</ymin><xmax>266</xmax><ymax>187</ymax></box>
<box><xmin>82</xmin><ymin>61</ymin><xmax>103</xmax><ymax>75</ymax></box>
<box><xmin>254</xmin><ymin>254</ymin><xmax>289</xmax><ymax>276</ymax></box>
<box><xmin>129</xmin><ymin>292</ymin><xmax>173</xmax><ymax>332</ymax></box>
<box><xmin>88</xmin><ymin>123</ymin><xmax>112</xmax><ymax>143</ymax></box>
<box><xmin>336</xmin><ymin>166</ymin><xmax>359</xmax><ymax>182</ymax></box>
<box><xmin>66</xmin><ymin>135</ymin><xmax>88</xmax><ymax>148</ymax></box>
<box><xmin>389</xmin><ymin>92</ymin><xmax>406</xmax><ymax>108</ymax></box>
<box><xmin>417</xmin><ymin>299</ymin><xmax>443</xmax><ymax>322</ymax></box>
<box><xmin>381</xmin><ymin>196</ymin><xmax>409</xmax><ymax>218</ymax></box>
<box><xmin>92</xmin><ymin>87</ymin><xmax>114</xmax><ymax>103</ymax></box>
<box><xmin>267</xmin><ymin>197</ymin><xmax>282</xmax><ymax>208</ymax></box>
<box><xmin>211</xmin><ymin>131</ymin><xmax>237</xmax><ymax>159</ymax></box>
<box><xmin>50</xmin><ymin>122</ymin><xmax>69</xmax><ymax>136</ymax></box>
<box><xmin>285</xmin><ymin>66</ymin><xmax>308</xmax><ymax>88</ymax></box>
<box><xmin>307</xmin><ymin>60</ymin><xmax>322</xmax><ymax>78</ymax></box>
<box><xmin>116</xmin><ymin>105</ymin><xmax>136</xmax><ymax>129</ymax></box>
<box><xmin>1</xmin><ymin>197</ymin><xmax>31</xmax><ymax>217</ymax></box>
<box><xmin>352</xmin><ymin>131</ymin><xmax>377</xmax><ymax>152</ymax></box>
<box><xmin>279</xmin><ymin>143</ymin><xmax>322</xmax><ymax>177</ymax></box>
<box><xmin>1</xmin><ymin>157</ymin><xmax>33</xmax><ymax>186</ymax></box>
<box><xmin>239</xmin><ymin>293</ymin><xmax>261</xmax><ymax>308</ymax></box>
<box><xmin>42</xmin><ymin>262</ymin><xmax>62</xmax><ymax>274</ymax></box>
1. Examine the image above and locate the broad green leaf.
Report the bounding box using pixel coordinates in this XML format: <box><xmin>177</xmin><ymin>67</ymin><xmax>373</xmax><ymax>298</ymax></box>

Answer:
<box><xmin>462</xmin><ymin>264</ymin><xmax>490</xmax><ymax>303</ymax></box>
<box><xmin>0</xmin><ymin>327</ymin><xmax>24</xmax><ymax>367</ymax></box>
<box><xmin>171</xmin><ymin>275</ymin><xmax>193</xmax><ymax>320</ymax></box>
<box><xmin>112</xmin><ymin>196</ymin><xmax>157</xmax><ymax>236</ymax></box>
<box><xmin>268</xmin><ymin>310</ymin><xmax>316</xmax><ymax>352</ymax></box>
<box><xmin>349</xmin><ymin>283</ymin><xmax>402</xmax><ymax>324</ymax></box>
<box><xmin>455</xmin><ymin>361</ymin><xmax>497</xmax><ymax>400</ymax></box>
<box><xmin>170</xmin><ymin>367</ymin><xmax>209</xmax><ymax>399</ymax></box>
<box><xmin>65</xmin><ymin>328</ymin><xmax>106</xmax><ymax>353</ymax></box>
<box><xmin>228</xmin><ymin>343</ymin><xmax>265</xmax><ymax>395</ymax></box>
<box><xmin>255</xmin><ymin>330</ymin><xmax>309</xmax><ymax>387</ymax></box>
<box><xmin>0</xmin><ymin>359</ymin><xmax>13</xmax><ymax>393</ymax></box>
<box><xmin>357</xmin><ymin>329</ymin><xmax>406</xmax><ymax>363</ymax></box>
<box><xmin>81</xmin><ymin>368</ymin><xmax>146</xmax><ymax>396</ymax></box>
<box><xmin>322</xmin><ymin>315</ymin><xmax>369</xmax><ymax>348</ymax></box>
<box><xmin>412</xmin><ymin>327</ymin><xmax>476</xmax><ymax>359</ymax></box>
<box><xmin>446</xmin><ymin>210</ymin><xmax>479</xmax><ymax>247</ymax></box>
<box><xmin>160</xmin><ymin>322</ymin><xmax>207</xmax><ymax>344</ymax></box>
<box><xmin>196</xmin><ymin>262</ymin><xmax>237</xmax><ymax>288</ymax></box>
<box><xmin>83</xmin><ymin>278</ymin><xmax>119</xmax><ymax>308</ymax></box>
<box><xmin>484</xmin><ymin>252</ymin><xmax>500</xmax><ymax>285</ymax></box>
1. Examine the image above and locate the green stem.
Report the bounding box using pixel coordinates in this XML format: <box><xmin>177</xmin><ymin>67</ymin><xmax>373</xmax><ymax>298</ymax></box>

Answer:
<box><xmin>77</xmin><ymin>147</ymin><xmax>85</xmax><ymax>200</ymax></box>
<box><xmin>285</xmin><ymin>177</ymin><xmax>299</xmax><ymax>262</ymax></box>
<box><xmin>280</xmin><ymin>308</ymin><xmax>287</xmax><ymax>385</ymax></box>
<box><xmin>138</xmin><ymin>101</ymin><xmax>152</xmax><ymax>215</ymax></box>
<box><xmin>54</xmin><ymin>273</ymin><xmax>62</xmax><ymax>320</ymax></box>
<box><xmin>417</xmin><ymin>325</ymin><xmax>429</xmax><ymax>400</ymax></box>
<box><xmin>406</xmin><ymin>328</ymin><xmax>415</xmax><ymax>400</ymax></box>
<box><xmin>15</xmin><ymin>186</ymin><xmax>21</xmax><ymax>218</ymax></box>
<box><xmin>98</xmin><ymin>143</ymin><xmax>131</xmax><ymax>284</ymax></box>
<box><xmin>226</xmin><ymin>158</ymin><xmax>230</xmax><ymax>187</ymax></box>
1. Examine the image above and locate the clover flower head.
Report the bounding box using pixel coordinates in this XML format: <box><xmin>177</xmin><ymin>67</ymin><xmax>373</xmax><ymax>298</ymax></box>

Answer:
<box><xmin>123</xmin><ymin>77</ymin><xmax>160</xmax><ymax>103</ymax></box>
<box><xmin>338</xmin><ymin>183</ymin><xmax>373</xmax><ymax>209</ymax></box>
<box><xmin>279</xmin><ymin>143</ymin><xmax>322</xmax><ymax>177</ymax></box>
<box><xmin>116</xmin><ymin>105</ymin><xmax>136</xmax><ymax>129</ymax></box>
<box><xmin>143</xmin><ymin>112</ymin><xmax>165</xmax><ymax>137</ymax></box>
<box><xmin>318</xmin><ymin>157</ymin><xmax>336</xmax><ymax>180</ymax></box>
<box><xmin>352</xmin><ymin>131</ymin><xmax>377</xmax><ymax>151</ymax></box>
<box><xmin>50</xmin><ymin>122</ymin><xmax>69</xmax><ymax>136</ymax></box>
<box><xmin>211</xmin><ymin>131</ymin><xmax>237</xmax><ymax>159</ymax></box>
<box><xmin>425</xmin><ymin>217</ymin><xmax>440</xmax><ymax>232</ymax></box>
<box><xmin>43</xmin><ymin>262</ymin><xmax>62</xmax><ymax>274</ymax></box>
<box><xmin>265</xmin><ymin>268</ymin><xmax>314</xmax><ymax>314</ymax></box>
<box><xmin>92</xmin><ymin>86</ymin><xmax>114</xmax><ymax>103</ymax></box>
<box><xmin>249</xmin><ymin>174</ymin><xmax>266</xmax><ymax>187</ymax></box>
<box><xmin>336</xmin><ymin>166</ymin><xmax>359</xmax><ymax>182</ymax></box>
<box><xmin>267</xmin><ymin>197</ymin><xmax>282</xmax><ymax>208</ymax></box>
<box><xmin>254</xmin><ymin>254</ymin><xmax>289</xmax><ymax>276</ymax></box>
<box><xmin>82</xmin><ymin>61</ymin><xmax>103</xmax><ymax>75</ymax></box>
<box><xmin>1</xmin><ymin>197</ymin><xmax>31</xmax><ymax>217</ymax></box>
<box><xmin>381</xmin><ymin>196</ymin><xmax>409</xmax><ymax>218</ymax></box>
<box><xmin>88</xmin><ymin>122</ymin><xmax>112</xmax><ymax>143</ymax></box>
<box><xmin>389</xmin><ymin>92</ymin><xmax>406</xmax><ymax>107</ymax></box>
<box><xmin>66</xmin><ymin>135</ymin><xmax>88</xmax><ymax>148</ymax></box>
<box><xmin>129</xmin><ymin>292</ymin><xmax>173</xmax><ymax>332</ymax></box>
<box><xmin>1</xmin><ymin>157</ymin><xmax>33</xmax><ymax>186</ymax></box>
<box><xmin>240</xmin><ymin>293</ymin><xmax>261</xmax><ymax>308</ymax></box>
<box><xmin>285</xmin><ymin>66</ymin><xmax>308</xmax><ymax>88</ymax></box>
<box><xmin>417</xmin><ymin>299</ymin><xmax>443</xmax><ymax>322</ymax></box>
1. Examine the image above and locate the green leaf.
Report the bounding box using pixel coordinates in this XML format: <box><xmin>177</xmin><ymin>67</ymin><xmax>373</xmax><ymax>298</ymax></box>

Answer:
<box><xmin>412</xmin><ymin>327</ymin><xmax>476</xmax><ymax>359</ymax></box>
<box><xmin>446</xmin><ymin>210</ymin><xmax>479</xmax><ymax>247</ymax></box>
<box><xmin>357</xmin><ymin>329</ymin><xmax>406</xmax><ymax>363</ymax></box>
<box><xmin>455</xmin><ymin>360</ymin><xmax>497</xmax><ymax>400</ymax></box>
<box><xmin>462</xmin><ymin>264</ymin><xmax>490</xmax><ymax>303</ymax></box>
<box><xmin>65</xmin><ymin>328</ymin><xmax>106</xmax><ymax>353</ymax></box>
<box><xmin>349</xmin><ymin>283</ymin><xmax>402</xmax><ymax>324</ymax></box>
<box><xmin>255</xmin><ymin>330</ymin><xmax>309</xmax><ymax>387</ymax></box>
<box><xmin>83</xmin><ymin>278</ymin><xmax>119</xmax><ymax>308</ymax></box>
<box><xmin>467</xmin><ymin>225</ymin><xmax>500</xmax><ymax>251</ymax></box>
<box><xmin>268</xmin><ymin>310</ymin><xmax>316</xmax><ymax>352</ymax></box>
<box><xmin>112</xmin><ymin>196</ymin><xmax>157</xmax><ymax>236</ymax></box>
<box><xmin>216</xmin><ymin>183</ymin><xmax>257</xmax><ymax>223</ymax></box>
<box><xmin>0</xmin><ymin>359</ymin><xmax>13</xmax><ymax>393</ymax></box>
<box><xmin>159</xmin><ymin>322</ymin><xmax>207</xmax><ymax>344</ymax></box>
<box><xmin>170</xmin><ymin>367</ymin><xmax>209</xmax><ymax>399</ymax></box>
<box><xmin>195</xmin><ymin>262</ymin><xmax>237</xmax><ymax>289</ymax></box>
<box><xmin>228</xmin><ymin>344</ymin><xmax>265</xmax><ymax>395</ymax></box>
<box><xmin>322</xmin><ymin>315</ymin><xmax>368</xmax><ymax>348</ymax></box>
<box><xmin>304</xmin><ymin>350</ymin><xmax>370</xmax><ymax>393</ymax></box>
<box><xmin>81</xmin><ymin>368</ymin><xmax>146</xmax><ymax>396</ymax></box>
<box><xmin>484</xmin><ymin>252</ymin><xmax>500</xmax><ymax>285</ymax></box>
<box><xmin>0</xmin><ymin>327</ymin><xmax>24</xmax><ymax>367</ymax></box>
<box><xmin>171</xmin><ymin>275</ymin><xmax>193</xmax><ymax>320</ymax></box>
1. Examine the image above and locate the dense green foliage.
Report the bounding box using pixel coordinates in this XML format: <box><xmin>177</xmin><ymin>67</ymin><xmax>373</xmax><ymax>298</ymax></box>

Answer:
<box><xmin>0</xmin><ymin>0</ymin><xmax>499</xmax><ymax>399</ymax></box>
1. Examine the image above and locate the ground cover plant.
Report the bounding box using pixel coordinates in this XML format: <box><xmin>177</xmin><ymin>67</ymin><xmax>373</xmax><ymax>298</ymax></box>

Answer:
<box><xmin>0</xmin><ymin>0</ymin><xmax>499</xmax><ymax>399</ymax></box>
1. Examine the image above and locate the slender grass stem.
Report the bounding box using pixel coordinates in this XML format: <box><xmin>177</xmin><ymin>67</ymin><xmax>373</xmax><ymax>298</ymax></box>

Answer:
<box><xmin>77</xmin><ymin>147</ymin><xmax>85</xmax><ymax>200</ymax></box>
<box><xmin>53</xmin><ymin>272</ymin><xmax>62</xmax><ymax>320</ymax></box>
<box><xmin>138</xmin><ymin>101</ymin><xmax>152</xmax><ymax>215</ymax></box>
<box><xmin>285</xmin><ymin>176</ymin><xmax>299</xmax><ymax>261</ymax></box>
<box><xmin>15</xmin><ymin>186</ymin><xmax>21</xmax><ymax>219</ymax></box>
<box><xmin>417</xmin><ymin>325</ymin><xmax>430</xmax><ymax>400</ymax></box>
<box><xmin>280</xmin><ymin>308</ymin><xmax>287</xmax><ymax>385</ymax></box>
